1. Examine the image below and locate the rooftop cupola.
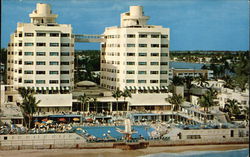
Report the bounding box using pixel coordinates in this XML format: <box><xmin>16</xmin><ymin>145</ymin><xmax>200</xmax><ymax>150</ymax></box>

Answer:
<box><xmin>120</xmin><ymin>6</ymin><xmax>149</xmax><ymax>27</ymax></box>
<box><xmin>29</xmin><ymin>3</ymin><xmax>58</xmax><ymax>25</ymax></box>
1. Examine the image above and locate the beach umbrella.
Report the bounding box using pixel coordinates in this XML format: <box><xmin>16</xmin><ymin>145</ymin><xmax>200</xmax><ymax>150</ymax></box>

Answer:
<box><xmin>73</xmin><ymin>118</ymin><xmax>80</xmax><ymax>121</ymax></box>
<box><xmin>41</xmin><ymin>121</ymin><xmax>47</xmax><ymax>124</ymax></box>
<box><xmin>58</xmin><ymin>118</ymin><xmax>66</xmax><ymax>122</ymax></box>
<box><xmin>76</xmin><ymin>128</ymin><xmax>83</xmax><ymax>130</ymax></box>
<box><xmin>42</xmin><ymin>118</ymin><xmax>48</xmax><ymax>122</ymax></box>
<box><xmin>46</xmin><ymin>120</ymin><xmax>53</xmax><ymax>124</ymax></box>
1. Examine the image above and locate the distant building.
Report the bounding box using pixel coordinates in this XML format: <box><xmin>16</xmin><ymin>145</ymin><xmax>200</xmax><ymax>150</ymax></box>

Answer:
<box><xmin>170</xmin><ymin>69</ymin><xmax>213</xmax><ymax>80</ymax></box>
<box><xmin>100</xmin><ymin>6</ymin><xmax>170</xmax><ymax>92</ymax></box>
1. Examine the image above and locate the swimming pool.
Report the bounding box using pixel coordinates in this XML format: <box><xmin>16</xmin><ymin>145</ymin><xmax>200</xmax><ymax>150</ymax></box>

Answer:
<box><xmin>74</xmin><ymin>125</ymin><xmax>154</xmax><ymax>139</ymax></box>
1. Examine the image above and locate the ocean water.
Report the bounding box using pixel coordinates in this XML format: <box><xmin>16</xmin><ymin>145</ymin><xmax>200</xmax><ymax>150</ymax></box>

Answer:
<box><xmin>140</xmin><ymin>148</ymin><xmax>249</xmax><ymax>157</ymax></box>
<box><xmin>170</xmin><ymin>62</ymin><xmax>206</xmax><ymax>69</ymax></box>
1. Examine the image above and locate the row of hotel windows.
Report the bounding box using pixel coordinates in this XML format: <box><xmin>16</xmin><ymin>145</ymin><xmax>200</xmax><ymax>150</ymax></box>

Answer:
<box><xmin>101</xmin><ymin>52</ymin><xmax>168</xmax><ymax>57</ymax></box>
<box><xmin>105</xmin><ymin>34</ymin><xmax>168</xmax><ymax>39</ymax></box>
<box><xmin>8</xmin><ymin>61</ymin><xmax>72</xmax><ymax>65</ymax></box>
<box><xmin>7</xmin><ymin>77</ymin><xmax>70</xmax><ymax>84</ymax></box>
<box><xmin>126</xmin><ymin>80</ymin><xmax>168</xmax><ymax>83</ymax></box>
<box><xmin>24</xmin><ymin>70</ymin><xmax>70</xmax><ymax>74</ymax></box>
<box><xmin>8</xmin><ymin>51</ymin><xmax>72</xmax><ymax>56</ymax></box>
<box><xmin>103</xmin><ymin>43</ymin><xmax>168</xmax><ymax>48</ymax></box>
<box><xmin>23</xmin><ymin>43</ymin><xmax>72</xmax><ymax>47</ymax></box>
<box><xmin>126</xmin><ymin>62</ymin><xmax>168</xmax><ymax>65</ymax></box>
<box><xmin>8</xmin><ymin>68</ymin><xmax>72</xmax><ymax>74</ymax></box>
<box><xmin>23</xmin><ymin>80</ymin><xmax>70</xmax><ymax>84</ymax></box>
<box><xmin>126</xmin><ymin>71</ymin><xmax>168</xmax><ymax>74</ymax></box>
<box><xmin>16</xmin><ymin>32</ymin><xmax>70</xmax><ymax>37</ymax></box>
<box><xmin>101</xmin><ymin>61</ymin><xmax>168</xmax><ymax>66</ymax></box>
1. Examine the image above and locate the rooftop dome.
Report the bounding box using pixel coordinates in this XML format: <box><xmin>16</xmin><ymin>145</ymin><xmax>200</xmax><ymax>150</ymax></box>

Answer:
<box><xmin>76</xmin><ymin>81</ymin><xmax>97</xmax><ymax>87</ymax></box>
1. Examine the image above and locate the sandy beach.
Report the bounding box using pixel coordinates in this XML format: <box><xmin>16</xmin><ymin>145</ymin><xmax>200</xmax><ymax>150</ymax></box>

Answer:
<box><xmin>0</xmin><ymin>144</ymin><xmax>248</xmax><ymax>157</ymax></box>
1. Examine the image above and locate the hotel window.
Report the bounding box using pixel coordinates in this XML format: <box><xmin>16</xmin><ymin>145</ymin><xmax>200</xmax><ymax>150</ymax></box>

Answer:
<box><xmin>50</xmin><ymin>33</ymin><xmax>59</xmax><ymax>37</ymax></box>
<box><xmin>24</xmin><ymin>70</ymin><xmax>33</xmax><ymax>74</ymax></box>
<box><xmin>36</xmin><ymin>33</ymin><xmax>46</xmax><ymax>36</ymax></box>
<box><xmin>161</xmin><ymin>53</ymin><xmax>168</xmax><ymax>56</ymax></box>
<box><xmin>18</xmin><ymin>51</ymin><xmax>22</xmax><ymax>56</ymax></box>
<box><xmin>36</xmin><ymin>43</ymin><xmax>46</xmax><ymax>47</ymax></box>
<box><xmin>151</xmin><ymin>53</ymin><xmax>159</xmax><ymax>56</ymax></box>
<box><xmin>127</xmin><ymin>34</ymin><xmax>135</xmax><ymax>38</ymax></box>
<box><xmin>24</xmin><ymin>61</ymin><xmax>33</xmax><ymax>65</ymax></box>
<box><xmin>138</xmin><ymin>80</ymin><xmax>146</xmax><ymax>83</ymax></box>
<box><xmin>24</xmin><ymin>80</ymin><xmax>33</xmax><ymax>84</ymax></box>
<box><xmin>138</xmin><ymin>62</ymin><xmax>147</xmax><ymax>65</ymax></box>
<box><xmin>50</xmin><ymin>52</ymin><xmax>59</xmax><ymax>56</ymax></box>
<box><xmin>151</xmin><ymin>44</ymin><xmax>159</xmax><ymax>48</ymax></box>
<box><xmin>150</xmin><ymin>62</ymin><xmax>159</xmax><ymax>65</ymax></box>
<box><xmin>36</xmin><ymin>52</ymin><xmax>46</xmax><ymax>56</ymax></box>
<box><xmin>24</xmin><ymin>52</ymin><xmax>34</xmax><ymax>56</ymax></box>
<box><xmin>36</xmin><ymin>80</ymin><xmax>45</xmax><ymax>84</ymax></box>
<box><xmin>151</xmin><ymin>34</ymin><xmax>160</xmax><ymax>38</ymax></box>
<box><xmin>138</xmin><ymin>71</ymin><xmax>147</xmax><ymax>74</ymax></box>
<box><xmin>126</xmin><ymin>79</ymin><xmax>135</xmax><ymax>83</ymax></box>
<box><xmin>126</xmin><ymin>70</ymin><xmax>135</xmax><ymax>74</ymax></box>
<box><xmin>61</xmin><ymin>80</ymin><xmax>70</xmax><ymax>83</ymax></box>
<box><xmin>61</xmin><ymin>52</ymin><xmax>70</xmax><ymax>56</ymax></box>
<box><xmin>61</xmin><ymin>33</ymin><xmax>70</xmax><ymax>37</ymax></box>
<box><xmin>127</xmin><ymin>44</ymin><xmax>135</xmax><ymax>47</ymax></box>
<box><xmin>160</xmin><ymin>80</ymin><xmax>168</xmax><ymax>83</ymax></box>
<box><xmin>127</xmin><ymin>53</ymin><xmax>135</xmax><ymax>56</ymax></box>
<box><xmin>160</xmin><ymin>71</ymin><xmax>168</xmax><ymax>74</ymax></box>
<box><xmin>36</xmin><ymin>61</ymin><xmax>46</xmax><ymax>65</ymax></box>
<box><xmin>150</xmin><ymin>71</ymin><xmax>159</xmax><ymax>74</ymax></box>
<box><xmin>49</xmin><ymin>80</ymin><xmax>58</xmax><ymax>84</ymax></box>
<box><xmin>139</xmin><ymin>44</ymin><xmax>147</xmax><ymax>47</ymax></box>
<box><xmin>160</xmin><ymin>62</ymin><xmax>168</xmax><ymax>65</ymax></box>
<box><xmin>24</xmin><ymin>43</ymin><xmax>34</xmax><ymax>46</ymax></box>
<box><xmin>24</xmin><ymin>33</ymin><xmax>34</xmax><ymax>37</ymax></box>
<box><xmin>50</xmin><ymin>61</ymin><xmax>59</xmax><ymax>65</ymax></box>
<box><xmin>49</xmin><ymin>71</ymin><xmax>58</xmax><ymax>75</ymax></box>
<box><xmin>61</xmin><ymin>71</ymin><xmax>70</xmax><ymax>74</ymax></box>
<box><xmin>127</xmin><ymin>62</ymin><xmax>135</xmax><ymax>65</ymax></box>
<box><xmin>61</xmin><ymin>43</ymin><xmax>70</xmax><ymax>47</ymax></box>
<box><xmin>161</xmin><ymin>35</ymin><xmax>168</xmax><ymax>38</ymax></box>
<box><xmin>138</xmin><ymin>53</ymin><xmax>147</xmax><ymax>56</ymax></box>
<box><xmin>150</xmin><ymin>80</ymin><xmax>158</xmax><ymax>83</ymax></box>
<box><xmin>161</xmin><ymin>44</ymin><xmax>168</xmax><ymax>48</ymax></box>
<box><xmin>36</xmin><ymin>71</ymin><xmax>45</xmax><ymax>74</ymax></box>
<box><xmin>61</xmin><ymin>62</ymin><xmax>70</xmax><ymax>65</ymax></box>
<box><xmin>139</xmin><ymin>34</ymin><xmax>147</xmax><ymax>38</ymax></box>
<box><xmin>50</xmin><ymin>43</ymin><xmax>59</xmax><ymax>47</ymax></box>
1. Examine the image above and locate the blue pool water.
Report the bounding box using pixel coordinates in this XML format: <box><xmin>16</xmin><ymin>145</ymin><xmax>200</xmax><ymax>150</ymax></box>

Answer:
<box><xmin>74</xmin><ymin>125</ymin><xmax>154</xmax><ymax>139</ymax></box>
<box><xmin>140</xmin><ymin>148</ymin><xmax>249</xmax><ymax>157</ymax></box>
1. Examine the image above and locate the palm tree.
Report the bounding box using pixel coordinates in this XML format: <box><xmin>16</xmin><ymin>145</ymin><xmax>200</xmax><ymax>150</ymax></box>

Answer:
<box><xmin>112</xmin><ymin>89</ymin><xmax>122</xmax><ymax>112</ymax></box>
<box><xmin>242</xmin><ymin>106</ymin><xmax>249</xmax><ymax>120</ymax></box>
<box><xmin>18</xmin><ymin>87</ymin><xmax>40</xmax><ymax>129</ymax></box>
<box><xmin>198</xmin><ymin>88</ymin><xmax>218</xmax><ymax>123</ymax></box>
<box><xmin>222</xmin><ymin>75</ymin><xmax>236</xmax><ymax>89</ymax></box>
<box><xmin>172</xmin><ymin>76</ymin><xmax>184</xmax><ymax>86</ymax></box>
<box><xmin>165</xmin><ymin>94</ymin><xmax>184</xmax><ymax>123</ymax></box>
<box><xmin>122</xmin><ymin>89</ymin><xmax>132</xmax><ymax>111</ymax></box>
<box><xmin>77</xmin><ymin>93</ymin><xmax>89</xmax><ymax>111</ymax></box>
<box><xmin>195</xmin><ymin>74</ymin><xmax>209</xmax><ymax>88</ymax></box>
<box><xmin>224</xmin><ymin>99</ymin><xmax>241</xmax><ymax>120</ymax></box>
<box><xmin>183</xmin><ymin>76</ymin><xmax>194</xmax><ymax>102</ymax></box>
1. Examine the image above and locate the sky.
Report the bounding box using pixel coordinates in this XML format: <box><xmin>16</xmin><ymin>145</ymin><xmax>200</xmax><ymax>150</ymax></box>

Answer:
<box><xmin>1</xmin><ymin>0</ymin><xmax>249</xmax><ymax>50</ymax></box>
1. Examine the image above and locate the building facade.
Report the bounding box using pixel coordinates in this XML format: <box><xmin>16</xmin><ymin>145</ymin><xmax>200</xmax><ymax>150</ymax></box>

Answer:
<box><xmin>7</xmin><ymin>3</ymin><xmax>74</xmax><ymax>92</ymax></box>
<box><xmin>170</xmin><ymin>69</ymin><xmax>213</xmax><ymax>80</ymax></box>
<box><xmin>100</xmin><ymin>6</ymin><xmax>170</xmax><ymax>92</ymax></box>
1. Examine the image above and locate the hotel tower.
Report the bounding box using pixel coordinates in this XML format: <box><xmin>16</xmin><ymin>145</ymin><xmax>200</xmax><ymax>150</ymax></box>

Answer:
<box><xmin>100</xmin><ymin>6</ymin><xmax>170</xmax><ymax>92</ymax></box>
<box><xmin>7</xmin><ymin>3</ymin><xmax>74</xmax><ymax>92</ymax></box>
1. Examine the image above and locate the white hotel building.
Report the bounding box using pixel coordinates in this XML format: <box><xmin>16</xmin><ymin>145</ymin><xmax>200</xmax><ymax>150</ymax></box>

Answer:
<box><xmin>5</xmin><ymin>3</ymin><xmax>74</xmax><ymax>112</ymax></box>
<box><xmin>100</xmin><ymin>6</ymin><xmax>170</xmax><ymax>92</ymax></box>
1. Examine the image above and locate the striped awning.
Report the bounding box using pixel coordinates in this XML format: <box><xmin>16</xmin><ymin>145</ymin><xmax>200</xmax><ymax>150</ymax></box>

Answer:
<box><xmin>46</xmin><ymin>87</ymin><xmax>49</xmax><ymax>91</ymax></box>
<box><xmin>133</xmin><ymin>86</ymin><xmax>137</xmax><ymax>90</ymax></box>
<box><xmin>147</xmin><ymin>86</ymin><xmax>151</xmax><ymax>90</ymax></box>
<box><xmin>156</xmin><ymin>86</ymin><xmax>160</xmax><ymax>90</ymax></box>
<box><xmin>51</xmin><ymin>87</ymin><xmax>54</xmax><ymax>91</ymax></box>
<box><xmin>41</xmin><ymin>87</ymin><xmax>45</xmax><ymax>91</ymax></box>
<box><xmin>66</xmin><ymin>86</ymin><xmax>69</xmax><ymax>90</ymax></box>
<box><xmin>138</xmin><ymin>86</ymin><xmax>142</xmax><ymax>90</ymax></box>
<box><xmin>160</xmin><ymin>86</ymin><xmax>165</xmax><ymax>90</ymax></box>
<box><xmin>143</xmin><ymin>87</ymin><xmax>147</xmax><ymax>90</ymax></box>
<box><xmin>152</xmin><ymin>86</ymin><xmax>155</xmax><ymax>90</ymax></box>
<box><xmin>55</xmin><ymin>87</ymin><xmax>59</xmax><ymax>91</ymax></box>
